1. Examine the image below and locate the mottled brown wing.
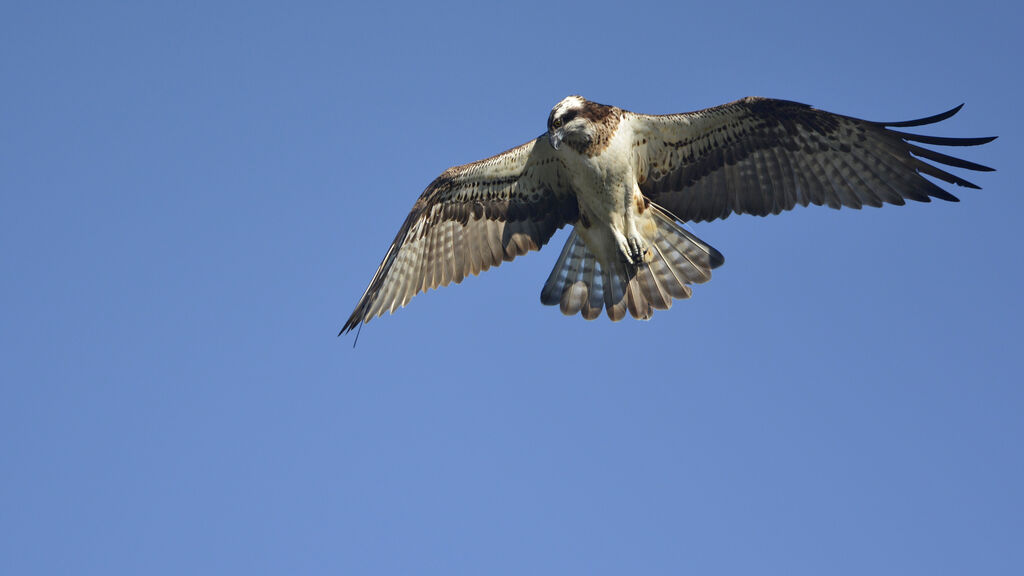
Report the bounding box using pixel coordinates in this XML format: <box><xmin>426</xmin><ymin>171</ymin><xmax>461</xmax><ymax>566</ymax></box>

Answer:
<box><xmin>340</xmin><ymin>136</ymin><xmax>579</xmax><ymax>334</ymax></box>
<box><xmin>632</xmin><ymin>97</ymin><xmax>995</xmax><ymax>223</ymax></box>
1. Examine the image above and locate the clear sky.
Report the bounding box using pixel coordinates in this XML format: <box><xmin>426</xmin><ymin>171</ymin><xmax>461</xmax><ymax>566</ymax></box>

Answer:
<box><xmin>2</xmin><ymin>1</ymin><xmax>1022</xmax><ymax>574</ymax></box>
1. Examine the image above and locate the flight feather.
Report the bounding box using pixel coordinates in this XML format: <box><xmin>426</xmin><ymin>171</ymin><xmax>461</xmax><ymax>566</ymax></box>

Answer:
<box><xmin>341</xmin><ymin>95</ymin><xmax>994</xmax><ymax>335</ymax></box>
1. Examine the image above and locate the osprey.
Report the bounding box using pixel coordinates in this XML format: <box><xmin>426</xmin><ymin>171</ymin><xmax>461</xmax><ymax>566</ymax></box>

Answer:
<box><xmin>341</xmin><ymin>96</ymin><xmax>994</xmax><ymax>334</ymax></box>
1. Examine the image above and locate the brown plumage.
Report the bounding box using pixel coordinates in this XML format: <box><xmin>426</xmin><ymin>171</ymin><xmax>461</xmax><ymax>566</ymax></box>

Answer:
<box><xmin>340</xmin><ymin>95</ymin><xmax>994</xmax><ymax>335</ymax></box>
<box><xmin>635</xmin><ymin>97</ymin><xmax>993</xmax><ymax>222</ymax></box>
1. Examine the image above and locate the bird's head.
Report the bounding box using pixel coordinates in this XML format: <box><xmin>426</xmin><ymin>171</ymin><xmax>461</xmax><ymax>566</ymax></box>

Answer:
<box><xmin>547</xmin><ymin>95</ymin><xmax>594</xmax><ymax>152</ymax></box>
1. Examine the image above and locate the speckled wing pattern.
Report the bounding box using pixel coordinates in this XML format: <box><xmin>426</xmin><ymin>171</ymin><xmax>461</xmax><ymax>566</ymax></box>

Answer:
<box><xmin>632</xmin><ymin>97</ymin><xmax>996</xmax><ymax>223</ymax></box>
<box><xmin>340</xmin><ymin>136</ymin><xmax>579</xmax><ymax>334</ymax></box>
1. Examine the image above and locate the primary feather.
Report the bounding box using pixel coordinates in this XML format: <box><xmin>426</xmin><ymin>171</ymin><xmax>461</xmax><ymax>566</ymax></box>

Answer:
<box><xmin>341</xmin><ymin>96</ymin><xmax>994</xmax><ymax>335</ymax></box>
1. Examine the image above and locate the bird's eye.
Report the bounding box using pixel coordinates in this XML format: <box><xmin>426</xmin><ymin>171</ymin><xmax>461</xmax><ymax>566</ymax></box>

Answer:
<box><xmin>553</xmin><ymin>118</ymin><xmax>563</xmax><ymax>128</ymax></box>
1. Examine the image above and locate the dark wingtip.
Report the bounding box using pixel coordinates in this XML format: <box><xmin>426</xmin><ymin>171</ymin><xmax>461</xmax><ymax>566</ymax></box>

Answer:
<box><xmin>338</xmin><ymin>316</ymin><xmax>358</xmax><ymax>337</ymax></box>
<box><xmin>709</xmin><ymin>247</ymin><xmax>725</xmax><ymax>269</ymax></box>
<box><xmin>879</xmin><ymin>103</ymin><xmax>964</xmax><ymax>128</ymax></box>
<box><xmin>895</xmin><ymin>132</ymin><xmax>998</xmax><ymax>147</ymax></box>
<box><xmin>337</xmin><ymin>319</ymin><xmax>364</xmax><ymax>347</ymax></box>
<box><xmin>338</xmin><ymin>320</ymin><xmax>353</xmax><ymax>337</ymax></box>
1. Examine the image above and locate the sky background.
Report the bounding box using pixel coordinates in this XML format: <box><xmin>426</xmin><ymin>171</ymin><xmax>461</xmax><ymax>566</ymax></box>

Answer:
<box><xmin>3</xmin><ymin>1</ymin><xmax>1022</xmax><ymax>574</ymax></box>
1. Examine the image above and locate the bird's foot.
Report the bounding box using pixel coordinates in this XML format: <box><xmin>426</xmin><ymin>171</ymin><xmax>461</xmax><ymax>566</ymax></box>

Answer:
<box><xmin>621</xmin><ymin>235</ymin><xmax>652</xmax><ymax>265</ymax></box>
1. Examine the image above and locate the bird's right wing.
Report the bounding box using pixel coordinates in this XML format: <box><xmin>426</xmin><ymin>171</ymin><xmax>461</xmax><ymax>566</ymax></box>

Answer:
<box><xmin>341</xmin><ymin>136</ymin><xmax>579</xmax><ymax>334</ymax></box>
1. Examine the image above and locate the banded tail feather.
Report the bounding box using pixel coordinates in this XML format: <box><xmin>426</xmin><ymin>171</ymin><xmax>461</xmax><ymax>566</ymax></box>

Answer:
<box><xmin>541</xmin><ymin>205</ymin><xmax>724</xmax><ymax>321</ymax></box>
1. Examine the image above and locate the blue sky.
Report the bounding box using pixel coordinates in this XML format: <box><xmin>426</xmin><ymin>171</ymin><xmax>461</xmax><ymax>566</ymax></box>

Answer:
<box><xmin>2</xmin><ymin>1</ymin><xmax>1022</xmax><ymax>574</ymax></box>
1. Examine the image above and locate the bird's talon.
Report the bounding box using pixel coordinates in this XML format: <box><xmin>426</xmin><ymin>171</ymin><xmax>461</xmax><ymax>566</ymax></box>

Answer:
<box><xmin>623</xmin><ymin>236</ymin><xmax>650</xmax><ymax>265</ymax></box>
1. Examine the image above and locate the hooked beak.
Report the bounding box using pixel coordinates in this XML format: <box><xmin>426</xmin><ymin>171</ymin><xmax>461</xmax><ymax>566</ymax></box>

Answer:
<box><xmin>549</xmin><ymin>128</ymin><xmax>564</xmax><ymax>150</ymax></box>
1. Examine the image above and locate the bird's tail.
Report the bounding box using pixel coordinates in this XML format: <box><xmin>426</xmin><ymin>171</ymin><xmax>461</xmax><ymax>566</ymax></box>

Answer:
<box><xmin>540</xmin><ymin>205</ymin><xmax>724</xmax><ymax>321</ymax></box>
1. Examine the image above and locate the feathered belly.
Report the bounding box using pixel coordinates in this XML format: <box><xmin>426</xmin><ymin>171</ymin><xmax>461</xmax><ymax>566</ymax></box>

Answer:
<box><xmin>574</xmin><ymin>190</ymin><xmax>628</xmax><ymax>262</ymax></box>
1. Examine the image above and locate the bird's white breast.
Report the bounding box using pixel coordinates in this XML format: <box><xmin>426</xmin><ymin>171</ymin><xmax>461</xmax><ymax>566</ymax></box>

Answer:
<box><xmin>563</xmin><ymin>120</ymin><xmax>638</xmax><ymax>226</ymax></box>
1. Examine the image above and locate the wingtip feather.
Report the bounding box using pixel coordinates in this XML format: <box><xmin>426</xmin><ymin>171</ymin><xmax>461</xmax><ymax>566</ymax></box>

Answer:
<box><xmin>879</xmin><ymin>103</ymin><xmax>965</xmax><ymax>127</ymax></box>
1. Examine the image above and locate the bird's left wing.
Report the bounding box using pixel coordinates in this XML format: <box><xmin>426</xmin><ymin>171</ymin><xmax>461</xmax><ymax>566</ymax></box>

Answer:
<box><xmin>341</xmin><ymin>136</ymin><xmax>578</xmax><ymax>334</ymax></box>
<box><xmin>630</xmin><ymin>97</ymin><xmax>995</xmax><ymax>223</ymax></box>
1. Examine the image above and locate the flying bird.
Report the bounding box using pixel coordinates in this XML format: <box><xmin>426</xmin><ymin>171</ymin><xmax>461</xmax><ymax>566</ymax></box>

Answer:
<box><xmin>340</xmin><ymin>96</ymin><xmax>994</xmax><ymax>334</ymax></box>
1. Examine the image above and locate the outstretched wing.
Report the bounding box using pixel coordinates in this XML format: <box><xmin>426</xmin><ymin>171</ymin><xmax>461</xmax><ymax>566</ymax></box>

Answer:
<box><xmin>631</xmin><ymin>97</ymin><xmax>995</xmax><ymax>223</ymax></box>
<box><xmin>341</xmin><ymin>136</ymin><xmax>579</xmax><ymax>334</ymax></box>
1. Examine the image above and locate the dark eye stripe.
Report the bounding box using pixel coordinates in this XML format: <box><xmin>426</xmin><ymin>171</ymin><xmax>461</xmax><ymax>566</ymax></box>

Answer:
<box><xmin>563</xmin><ymin>110</ymin><xmax>579</xmax><ymax>123</ymax></box>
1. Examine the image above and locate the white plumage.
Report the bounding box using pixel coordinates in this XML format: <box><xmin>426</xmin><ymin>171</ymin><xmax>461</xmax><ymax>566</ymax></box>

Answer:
<box><xmin>341</xmin><ymin>95</ymin><xmax>994</xmax><ymax>334</ymax></box>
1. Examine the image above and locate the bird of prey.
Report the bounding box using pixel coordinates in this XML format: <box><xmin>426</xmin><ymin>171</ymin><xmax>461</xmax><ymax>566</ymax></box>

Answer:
<box><xmin>340</xmin><ymin>95</ymin><xmax>994</xmax><ymax>334</ymax></box>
